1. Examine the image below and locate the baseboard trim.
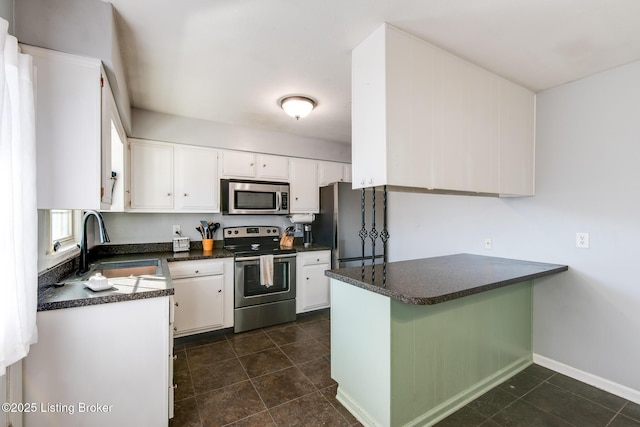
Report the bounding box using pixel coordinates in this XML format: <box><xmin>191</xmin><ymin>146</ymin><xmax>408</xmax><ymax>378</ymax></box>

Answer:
<box><xmin>533</xmin><ymin>354</ymin><xmax>640</xmax><ymax>404</ymax></box>
<box><xmin>335</xmin><ymin>386</ymin><xmax>380</xmax><ymax>427</ymax></box>
<box><xmin>410</xmin><ymin>355</ymin><xmax>532</xmax><ymax>427</ymax></box>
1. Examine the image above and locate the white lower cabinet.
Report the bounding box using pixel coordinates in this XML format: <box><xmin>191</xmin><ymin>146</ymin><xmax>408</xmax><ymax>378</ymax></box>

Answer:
<box><xmin>169</xmin><ymin>258</ymin><xmax>233</xmax><ymax>337</ymax></box>
<box><xmin>23</xmin><ymin>297</ymin><xmax>171</xmax><ymax>426</ymax></box>
<box><xmin>296</xmin><ymin>250</ymin><xmax>331</xmax><ymax>313</ymax></box>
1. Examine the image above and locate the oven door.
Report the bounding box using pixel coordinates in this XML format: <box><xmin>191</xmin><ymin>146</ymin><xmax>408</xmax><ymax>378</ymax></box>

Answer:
<box><xmin>234</xmin><ymin>254</ymin><xmax>296</xmax><ymax>308</ymax></box>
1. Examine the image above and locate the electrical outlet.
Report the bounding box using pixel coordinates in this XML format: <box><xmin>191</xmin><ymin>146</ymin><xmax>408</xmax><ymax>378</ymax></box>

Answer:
<box><xmin>484</xmin><ymin>238</ymin><xmax>493</xmax><ymax>250</ymax></box>
<box><xmin>576</xmin><ymin>232</ymin><xmax>589</xmax><ymax>248</ymax></box>
<box><xmin>173</xmin><ymin>225</ymin><xmax>181</xmax><ymax>235</ymax></box>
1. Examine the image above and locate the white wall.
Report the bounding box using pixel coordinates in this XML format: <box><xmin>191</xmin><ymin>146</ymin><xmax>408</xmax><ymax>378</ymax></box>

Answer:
<box><xmin>101</xmin><ymin>212</ymin><xmax>295</xmax><ymax>244</ymax></box>
<box><xmin>15</xmin><ymin>0</ymin><xmax>132</xmax><ymax>132</ymax></box>
<box><xmin>131</xmin><ymin>108</ymin><xmax>351</xmax><ymax>163</ymax></box>
<box><xmin>387</xmin><ymin>60</ymin><xmax>640</xmax><ymax>393</ymax></box>
<box><xmin>0</xmin><ymin>0</ymin><xmax>12</xmax><ymax>34</ymax></box>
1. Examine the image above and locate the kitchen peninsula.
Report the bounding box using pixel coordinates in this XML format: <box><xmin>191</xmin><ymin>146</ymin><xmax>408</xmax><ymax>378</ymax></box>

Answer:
<box><xmin>326</xmin><ymin>253</ymin><xmax>567</xmax><ymax>427</ymax></box>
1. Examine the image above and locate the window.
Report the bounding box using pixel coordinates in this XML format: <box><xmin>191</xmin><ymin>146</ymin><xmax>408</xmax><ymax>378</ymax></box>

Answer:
<box><xmin>49</xmin><ymin>209</ymin><xmax>81</xmax><ymax>252</ymax></box>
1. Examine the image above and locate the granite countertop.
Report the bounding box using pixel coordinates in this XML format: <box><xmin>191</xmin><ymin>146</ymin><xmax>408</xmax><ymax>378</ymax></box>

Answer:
<box><xmin>292</xmin><ymin>243</ymin><xmax>332</xmax><ymax>252</ymax></box>
<box><xmin>37</xmin><ymin>247</ymin><xmax>235</xmax><ymax>312</ymax></box>
<box><xmin>37</xmin><ymin>242</ymin><xmax>331</xmax><ymax>312</ymax></box>
<box><xmin>325</xmin><ymin>253</ymin><xmax>568</xmax><ymax>305</ymax></box>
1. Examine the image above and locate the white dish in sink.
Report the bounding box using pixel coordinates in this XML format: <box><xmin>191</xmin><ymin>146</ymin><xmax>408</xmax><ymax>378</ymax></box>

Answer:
<box><xmin>85</xmin><ymin>273</ymin><xmax>113</xmax><ymax>292</ymax></box>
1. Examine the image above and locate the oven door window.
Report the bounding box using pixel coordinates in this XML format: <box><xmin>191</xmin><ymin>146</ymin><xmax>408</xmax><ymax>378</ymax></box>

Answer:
<box><xmin>235</xmin><ymin>191</ymin><xmax>277</xmax><ymax>210</ymax></box>
<box><xmin>242</xmin><ymin>261</ymin><xmax>289</xmax><ymax>296</ymax></box>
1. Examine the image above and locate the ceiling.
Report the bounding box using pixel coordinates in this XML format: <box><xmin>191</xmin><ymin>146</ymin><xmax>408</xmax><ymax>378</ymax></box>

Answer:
<box><xmin>108</xmin><ymin>0</ymin><xmax>640</xmax><ymax>145</ymax></box>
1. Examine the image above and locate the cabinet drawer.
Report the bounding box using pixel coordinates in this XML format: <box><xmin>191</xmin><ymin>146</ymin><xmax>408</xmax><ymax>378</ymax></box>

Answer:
<box><xmin>299</xmin><ymin>251</ymin><xmax>331</xmax><ymax>266</ymax></box>
<box><xmin>169</xmin><ymin>260</ymin><xmax>225</xmax><ymax>279</ymax></box>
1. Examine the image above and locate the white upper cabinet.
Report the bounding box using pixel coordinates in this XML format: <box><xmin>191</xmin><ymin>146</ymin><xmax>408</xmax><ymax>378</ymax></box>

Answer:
<box><xmin>289</xmin><ymin>158</ymin><xmax>319</xmax><ymax>213</ymax></box>
<box><xmin>318</xmin><ymin>161</ymin><xmax>351</xmax><ymax>186</ymax></box>
<box><xmin>220</xmin><ymin>151</ymin><xmax>256</xmax><ymax>178</ymax></box>
<box><xmin>130</xmin><ymin>139</ymin><xmax>174</xmax><ymax>210</ymax></box>
<box><xmin>129</xmin><ymin>139</ymin><xmax>219</xmax><ymax>212</ymax></box>
<box><xmin>256</xmin><ymin>154</ymin><xmax>289</xmax><ymax>181</ymax></box>
<box><xmin>351</xmin><ymin>24</ymin><xmax>535</xmax><ymax>196</ymax></box>
<box><xmin>23</xmin><ymin>45</ymin><xmax>117</xmax><ymax>209</ymax></box>
<box><xmin>175</xmin><ymin>145</ymin><xmax>219</xmax><ymax>211</ymax></box>
<box><xmin>499</xmin><ymin>79</ymin><xmax>535</xmax><ymax>196</ymax></box>
<box><xmin>220</xmin><ymin>150</ymin><xmax>289</xmax><ymax>181</ymax></box>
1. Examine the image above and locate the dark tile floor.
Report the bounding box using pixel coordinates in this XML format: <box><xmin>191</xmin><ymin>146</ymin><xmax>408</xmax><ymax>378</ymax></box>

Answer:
<box><xmin>170</xmin><ymin>309</ymin><xmax>360</xmax><ymax>427</ymax></box>
<box><xmin>170</xmin><ymin>309</ymin><xmax>640</xmax><ymax>427</ymax></box>
<box><xmin>436</xmin><ymin>364</ymin><xmax>640</xmax><ymax>427</ymax></box>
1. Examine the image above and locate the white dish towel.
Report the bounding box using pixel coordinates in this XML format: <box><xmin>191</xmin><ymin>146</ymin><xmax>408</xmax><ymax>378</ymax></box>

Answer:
<box><xmin>260</xmin><ymin>254</ymin><xmax>274</xmax><ymax>287</ymax></box>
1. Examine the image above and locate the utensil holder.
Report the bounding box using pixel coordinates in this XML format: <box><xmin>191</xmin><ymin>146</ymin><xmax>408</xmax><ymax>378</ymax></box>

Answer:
<box><xmin>202</xmin><ymin>239</ymin><xmax>214</xmax><ymax>251</ymax></box>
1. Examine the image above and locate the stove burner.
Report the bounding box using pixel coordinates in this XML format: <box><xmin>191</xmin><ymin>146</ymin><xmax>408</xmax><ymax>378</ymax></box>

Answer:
<box><xmin>223</xmin><ymin>226</ymin><xmax>295</xmax><ymax>258</ymax></box>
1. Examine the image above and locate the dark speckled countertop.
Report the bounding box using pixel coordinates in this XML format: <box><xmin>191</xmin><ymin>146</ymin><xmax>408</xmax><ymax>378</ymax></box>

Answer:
<box><xmin>325</xmin><ymin>253</ymin><xmax>568</xmax><ymax>305</ymax></box>
<box><xmin>37</xmin><ymin>242</ymin><xmax>331</xmax><ymax>312</ymax></box>
<box><xmin>37</xmin><ymin>246</ymin><xmax>235</xmax><ymax>312</ymax></box>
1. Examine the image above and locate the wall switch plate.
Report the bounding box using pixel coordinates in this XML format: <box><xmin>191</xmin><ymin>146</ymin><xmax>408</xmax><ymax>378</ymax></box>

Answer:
<box><xmin>576</xmin><ymin>232</ymin><xmax>589</xmax><ymax>248</ymax></box>
<box><xmin>173</xmin><ymin>225</ymin><xmax>181</xmax><ymax>235</ymax></box>
<box><xmin>484</xmin><ymin>238</ymin><xmax>493</xmax><ymax>250</ymax></box>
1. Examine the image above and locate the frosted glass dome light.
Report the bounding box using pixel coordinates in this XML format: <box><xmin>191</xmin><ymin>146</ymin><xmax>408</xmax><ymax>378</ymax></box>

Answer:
<box><xmin>280</xmin><ymin>96</ymin><xmax>317</xmax><ymax>120</ymax></box>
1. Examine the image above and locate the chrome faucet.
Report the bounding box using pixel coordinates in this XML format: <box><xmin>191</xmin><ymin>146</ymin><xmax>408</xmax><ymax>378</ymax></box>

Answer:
<box><xmin>78</xmin><ymin>210</ymin><xmax>110</xmax><ymax>273</ymax></box>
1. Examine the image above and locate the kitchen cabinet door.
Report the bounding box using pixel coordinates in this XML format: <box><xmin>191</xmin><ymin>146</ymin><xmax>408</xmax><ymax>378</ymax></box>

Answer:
<box><xmin>296</xmin><ymin>251</ymin><xmax>331</xmax><ymax>313</ymax></box>
<box><xmin>318</xmin><ymin>161</ymin><xmax>350</xmax><ymax>186</ymax></box>
<box><xmin>169</xmin><ymin>258</ymin><xmax>233</xmax><ymax>336</ymax></box>
<box><xmin>351</xmin><ymin>24</ymin><xmax>534</xmax><ymax>196</ymax></box>
<box><xmin>129</xmin><ymin>139</ymin><xmax>174</xmax><ymax>210</ymax></box>
<box><xmin>175</xmin><ymin>146</ymin><xmax>219</xmax><ymax>211</ymax></box>
<box><xmin>220</xmin><ymin>150</ymin><xmax>257</xmax><ymax>178</ymax></box>
<box><xmin>23</xmin><ymin>296</ymin><xmax>170</xmax><ymax>426</ymax></box>
<box><xmin>289</xmin><ymin>158</ymin><xmax>319</xmax><ymax>213</ymax></box>
<box><xmin>499</xmin><ymin>79</ymin><xmax>535</xmax><ymax>196</ymax></box>
<box><xmin>257</xmin><ymin>154</ymin><xmax>289</xmax><ymax>181</ymax></box>
<box><xmin>22</xmin><ymin>45</ymin><xmax>115</xmax><ymax>209</ymax></box>
<box><xmin>173</xmin><ymin>275</ymin><xmax>224</xmax><ymax>335</ymax></box>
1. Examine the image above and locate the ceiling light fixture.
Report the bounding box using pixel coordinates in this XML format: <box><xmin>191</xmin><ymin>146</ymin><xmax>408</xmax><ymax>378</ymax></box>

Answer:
<box><xmin>280</xmin><ymin>95</ymin><xmax>317</xmax><ymax>120</ymax></box>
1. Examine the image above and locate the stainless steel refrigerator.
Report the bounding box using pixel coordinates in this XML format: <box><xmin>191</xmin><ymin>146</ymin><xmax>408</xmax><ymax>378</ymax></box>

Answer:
<box><xmin>313</xmin><ymin>182</ymin><xmax>385</xmax><ymax>269</ymax></box>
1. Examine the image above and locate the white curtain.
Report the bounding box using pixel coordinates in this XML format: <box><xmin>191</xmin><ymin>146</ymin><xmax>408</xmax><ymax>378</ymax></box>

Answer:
<box><xmin>0</xmin><ymin>18</ymin><xmax>38</xmax><ymax>377</ymax></box>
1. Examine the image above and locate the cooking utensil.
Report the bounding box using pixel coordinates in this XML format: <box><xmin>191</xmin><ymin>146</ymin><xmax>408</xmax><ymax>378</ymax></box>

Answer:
<box><xmin>200</xmin><ymin>220</ymin><xmax>209</xmax><ymax>238</ymax></box>
<box><xmin>196</xmin><ymin>226</ymin><xmax>205</xmax><ymax>239</ymax></box>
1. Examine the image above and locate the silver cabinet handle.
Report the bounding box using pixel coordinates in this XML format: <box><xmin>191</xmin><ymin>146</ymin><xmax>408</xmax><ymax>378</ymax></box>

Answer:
<box><xmin>173</xmin><ymin>326</ymin><xmax>177</xmax><ymax>331</ymax></box>
<box><xmin>173</xmin><ymin>355</ymin><xmax>178</xmax><ymax>360</ymax></box>
<box><xmin>172</xmin><ymin>384</ymin><xmax>178</xmax><ymax>390</ymax></box>
<box><xmin>175</xmin><ymin>302</ymin><xmax>179</xmax><ymax>307</ymax></box>
<box><xmin>167</xmin><ymin>192</ymin><xmax>171</xmax><ymax>196</ymax></box>
<box><xmin>184</xmin><ymin>193</ymin><xmax>188</xmax><ymax>197</ymax></box>
<box><xmin>218</xmin><ymin>289</ymin><xmax>222</xmax><ymax>293</ymax></box>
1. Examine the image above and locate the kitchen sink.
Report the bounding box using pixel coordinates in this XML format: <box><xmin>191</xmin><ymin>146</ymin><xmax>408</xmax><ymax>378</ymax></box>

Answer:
<box><xmin>93</xmin><ymin>259</ymin><xmax>162</xmax><ymax>278</ymax></box>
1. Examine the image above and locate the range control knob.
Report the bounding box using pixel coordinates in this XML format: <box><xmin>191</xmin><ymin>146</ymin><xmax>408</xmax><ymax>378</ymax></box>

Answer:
<box><xmin>266</xmin><ymin>229</ymin><xmax>271</xmax><ymax>233</ymax></box>
<box><xmin>226</xmin><ymin>230</ymin><xmax>232</xmax><ymax>235</ymax></box>
<box><xmin>234</xmin><ymin>230</ymin><xmax>239</xmax><ymax>234</ymax></box>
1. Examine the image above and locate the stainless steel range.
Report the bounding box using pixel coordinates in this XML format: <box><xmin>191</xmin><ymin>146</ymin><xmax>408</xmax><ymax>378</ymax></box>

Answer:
<box><xmin>224</xmin><ymin>226</ymin><xmax>296</xmax><ymax>333</ymax></box>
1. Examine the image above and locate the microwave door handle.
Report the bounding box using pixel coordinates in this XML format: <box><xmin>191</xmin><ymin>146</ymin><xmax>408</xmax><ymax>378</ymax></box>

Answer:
<box><xmin>276</xmin><ymin>192</ymin><xmax>281</xmax><ymax>211</ymax></box>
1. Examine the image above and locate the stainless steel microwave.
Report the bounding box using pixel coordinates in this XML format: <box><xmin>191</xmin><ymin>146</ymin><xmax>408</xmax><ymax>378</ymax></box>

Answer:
<box><xmin>221</xmin><ymin>179</ymin><xmax>290</xmax><ymax>215</ymax></box>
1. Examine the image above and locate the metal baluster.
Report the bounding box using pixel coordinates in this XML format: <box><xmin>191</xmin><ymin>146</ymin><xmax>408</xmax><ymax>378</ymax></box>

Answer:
<box><xmin>359</xmin><ymin>188</ymin><xmax>367</xmax><ymax>281</ymax></box>
<box><xmin>381</xmin><ymin>185</ymin><xmax>389</xmax><ymax>286</ymax></box>
<box><xmin>370</xmin><ymin>187</ymin><xmax>378</xmax><ymax>283</ymax></box>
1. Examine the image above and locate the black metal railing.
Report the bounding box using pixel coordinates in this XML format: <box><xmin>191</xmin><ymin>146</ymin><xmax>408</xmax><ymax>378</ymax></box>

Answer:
<box><xmin>360</xmin><ymin>185</ymin><xmax>389</xmax><ymax>285</ymax></box>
